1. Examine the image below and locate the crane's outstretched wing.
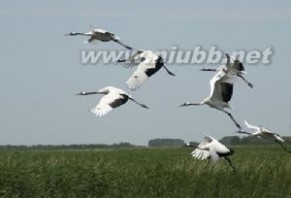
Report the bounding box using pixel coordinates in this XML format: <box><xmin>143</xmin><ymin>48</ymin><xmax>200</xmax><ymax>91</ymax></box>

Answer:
<box><xmin>244</xmin><ymin>120</ymin><xmax>260</xmax><ymax>131</ymax></box>
<box><xmin>191</xmin><ymin>136</ymin><xmax>212</xmax><ymax>160</ymax></box>
<box><xmin>93</xmin><ymin>28</ymin><xmax>108</xmax><ymax>34</ymax></box>
<box><xmin>193</xmin><ymin>136</ymin><xmax>231</xmax><ymax>163</ymax></box>
<box><xmin>90</xmin><ymin>92</ymin><xmax>126</xmax><ymax>116</ymax></box>
<box><xmin>191</xmin><ymin>136</ymin><xmax>217</xmax><ymax>162</ymax></box>
<box><xmin>209</xmin><ymin>71</ymin><xmax>235</xmax><ymax>103</ymax></box>
<box><xmin>126</xmin><ymin>60</ymin><xmax>156</xmax><ymax>90</ymax></box>
<box><xmin>209</xmin><ymin>138</ymin><xmax>231</xmax><ymax>156</ymax></box>
<box><xmin>191</xmin><ymin>149</ymin><xmax>210</xmax><ymax>160</ymax></box>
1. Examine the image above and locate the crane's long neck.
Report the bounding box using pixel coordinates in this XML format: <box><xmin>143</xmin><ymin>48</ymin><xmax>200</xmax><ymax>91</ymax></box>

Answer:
<box><xmin>69</xmin><ymin>32</ymin><xmax>89</xmax><ymax>36</ymax></box>
<box><xmin>187</xmin><ymin>103</ymin><xmax>202</xmax><ymax>106</ymax></box>
<box><xmin>180</xmin><ymin>101</ymin><xmax>203</xmax><ymax>107</ymax></box>
<box><xmin>201</xmin><ymin>68</ymin><xmax>216</xmax><ymax>72</ymax></box>
<box><xmin>77</xmin><ymin>91</ymin><xmax>106</xmax><ymax>96</ymax></box>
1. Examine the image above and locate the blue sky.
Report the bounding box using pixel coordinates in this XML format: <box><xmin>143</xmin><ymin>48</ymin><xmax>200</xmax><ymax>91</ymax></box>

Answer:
<box><xmin>0</xmin><ymin>0</ymin><xmax>290</xmax><ymax>145</ymax></box>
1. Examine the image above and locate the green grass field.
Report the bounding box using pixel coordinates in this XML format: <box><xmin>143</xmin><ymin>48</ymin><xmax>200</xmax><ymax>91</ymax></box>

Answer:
<box><xmin>0</xmin><ymin>146</ymin><xmax>291</xmax><ymax>197</ymax></box>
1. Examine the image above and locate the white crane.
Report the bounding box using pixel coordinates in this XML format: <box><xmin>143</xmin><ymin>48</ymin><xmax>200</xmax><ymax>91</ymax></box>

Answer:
<box><xmin>65</xmin><ymin>28</ymin><xmax>133</xmax><ymax>50</ymax></box>
<box><xmin>186</xmin><ymin>135</ymin><xmax>236</xmax><ymax>171</ymax></box>
<box><xmin>180</xmin><ymin>69</ymin><xmax>242</xmax><ymax>129</ymax></box>
<box><xmin>117</xmin><ymin>50</ymin><xmax>175</xmax><ymax>90</ymax></box>
<box><xmin>201</xmin><ymin>53</ymin><xmax>253</xmax><ymax>88</ymax></box>
<box><xmin>237</xmin><ymin>120</ymin><xmax>291</xmax><ymax>153</ymax></box>
<box><xmin>77</xmin><ymin>86</ymin><xmax>148</xmax><ymax>116</ymax></box>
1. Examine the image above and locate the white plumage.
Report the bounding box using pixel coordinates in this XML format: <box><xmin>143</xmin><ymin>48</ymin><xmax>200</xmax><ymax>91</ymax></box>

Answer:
<box><xmin>77</xmin><ymin>86</ymin><xmax>148</xmax><ymax>117</ymax></box>
<box><xmin>117</xmin><ymin>50</ymin><xmax>175</xmax><ymax>90</ymax></box>
<box><xmin>191</xmin><ymin>135</ymin><xmax>232</xmax><ymax>162</ymax></box>
<box><xmin>65</xmin><ymin>28</ymin><xmax>132</xmax><ymax>50</ymax></box>
<box><xmin>189</xmin><ymin>135</ymin><xmax>236</xmax><ymax>171</ymax></box>
<box><xmin>90</xmin><ymin>87</ymin><xmax>123</xmax><ymax>116</ymax></box>
<box><xmin>242</xmin><ymin>120</ymin><xmax>284</xmax><ymax>142</ymax></box>
<box><xmin>237</xmin><ymin>121</ymin><xmax>290</xmax><ymax>153</ymax></box>
<box><xmin>180</xmin><ymin>68</ymin><xmax>242</xmax><ymax>129</ymax></box>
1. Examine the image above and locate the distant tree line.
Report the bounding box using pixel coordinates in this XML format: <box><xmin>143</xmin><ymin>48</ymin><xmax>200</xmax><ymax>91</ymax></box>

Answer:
<box><xmin>220</xmin><ymin>136</ymin><xmax>291</xmax><ymax>145</ymax></box>
<box><xmin>148</xmin><ymin>138</ymin><xmax>185</xmax><ymax>147</ymax></box>
<box><xmin>148</xmin><ymin>136</ymin><xmax>291</xmax><ymax>147</ymax></box>
<box><xmin>0</xmin><ymin>142</ymin><xmax>140</xmax><ymax>150</ymax></box>
<box><xmin>1</xmin><ymin>136</ymin><xmax>291</xmax><ymax>150</ymax></box>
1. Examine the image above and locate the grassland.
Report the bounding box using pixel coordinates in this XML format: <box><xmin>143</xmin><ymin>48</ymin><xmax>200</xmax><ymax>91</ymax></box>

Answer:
<box><xmin>0</xmin><ymin>146</ymin><xmax>291</xmax><ymax>197</ymax></box>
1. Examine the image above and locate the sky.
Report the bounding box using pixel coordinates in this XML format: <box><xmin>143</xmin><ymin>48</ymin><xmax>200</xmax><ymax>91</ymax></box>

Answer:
<box><xmin>0</xmin><ymin>0</ymin><xmax>291</xmax><ymax>146</ymax></box>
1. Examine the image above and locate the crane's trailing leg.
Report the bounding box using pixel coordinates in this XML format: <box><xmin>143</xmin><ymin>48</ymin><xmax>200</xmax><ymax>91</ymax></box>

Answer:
<box><xmin>224</xmin><ymin>156</ymin><xmax>237</xmax><ymax>172</ymax></box>
<box><xmin>163</xmin><ymin>65</ymin><xmax>175</xmax><ymax>76</ymax></box>
<box><xmin>113</xmin><ymin>39</ymin><xmax>133</xmax><ymax>50</ymax></box>
<box><xmin>275</xmin><ymin>140</ymin><xmax>291</xmax><ymax>154</ymax></box>
<box><xmin>223</xmin><ymin>110</ymin><xmax>242</xmax><ymax>130</ymax></box>
<box><xmin>129</xmin><ymin>97</ymin><xmax>149</xmax><ymax>109</ymax></box>
<box><xmin>237</xmin><ymin>74</ymin><xmax>253</xmax><ymax>88</ymax></box>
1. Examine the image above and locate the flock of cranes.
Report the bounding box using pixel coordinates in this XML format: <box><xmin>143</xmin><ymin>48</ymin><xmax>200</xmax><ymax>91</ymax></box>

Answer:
<box><xmin>66</xmin><ymin>27</ymin><xmax>290</xmax><ymax>172</ymax></box>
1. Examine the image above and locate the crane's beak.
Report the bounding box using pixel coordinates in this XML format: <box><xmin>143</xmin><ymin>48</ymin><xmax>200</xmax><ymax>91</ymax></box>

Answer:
<box><xmin>76</xmin><ymin>92</ymin><xmax>86</xmax><ymax>96</ymax></box>
<box><xmin>178</xmin><ymin>103</ymin><xmax>188</xmax><ymax>107</ymax></box>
